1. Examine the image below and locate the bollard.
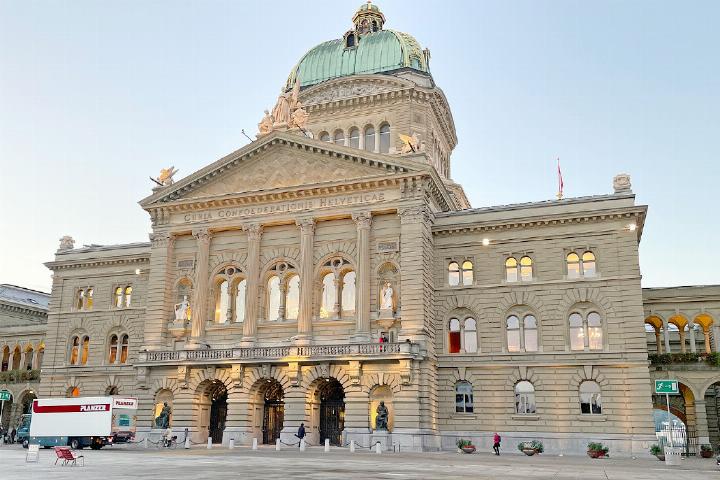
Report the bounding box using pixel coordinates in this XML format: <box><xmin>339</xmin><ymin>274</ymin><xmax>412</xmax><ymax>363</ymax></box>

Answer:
<box><xmin>143</xmin><ymin>437</ymin><xmax>148</xmax><ymax>449</ymax></box>
<box><xmin>252</xmin><ymin>438</ymin><xmax>258</xmax><ymax>450</ymax></box>
<box><xmin>300</xmin><ymin>439</ymin><xmax>306</xmax><ymax>451</ymax></box>
<box><xmin>276</xmin><ymin>438</ymin><xmax>281</xmax><ymax>451</ymax></box>
<box><xmin>229</xmin><ymin>438</ymin><xmax>235</xmax><ymax>449</ymax></box>
<box><xmin>375</xmin><ymin>442</ymin><xmax>382</xmax><ymax>454</ymax></box>
<box><xmin>207</xmin><ymin>438</ymin><xmax>212</xmax><ymax>449</ymax></box>
<box><xmin>324</xmin><ymin>438</ymin><xmax>330</xmax><ymax>452</ymax></box>
<box><xmin>350</xmin><ymin>440</ymin><xmax>355</xmax><ymax>453</ymax></box>
<box><xmin>184</xmin><ymin>436</ymin><xmax>190</xmax><ymax>449</ymax></box>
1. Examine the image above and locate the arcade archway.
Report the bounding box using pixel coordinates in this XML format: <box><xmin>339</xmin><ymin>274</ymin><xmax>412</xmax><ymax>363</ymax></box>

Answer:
<box><xmin>197</xmin><ymin>380</ymin><xmax>228</xmax><ymax>444</ymax></box>
<box><xmin>314</xmin><ymin>378</ymin><xmax>345</xmax><ymax>446</ymax></box>
<box><xmin>261</xmin><ymin>379</ymin><xmax>284</xmax><ymax>444</ymax></box>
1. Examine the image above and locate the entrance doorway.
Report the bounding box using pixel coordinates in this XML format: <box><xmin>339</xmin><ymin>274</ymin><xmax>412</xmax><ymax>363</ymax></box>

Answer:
<box><xmin>262</xmin><ymin>380</ymin><xmax>284</xmax><ymax>444</ymax></box>
<box><xmin>318</xmin><ymin>379</ymin><xmax>345</xmax><ymax>446</ymax></box>
<box><xmin>208</xmin><ymin>382</ymin><xmax>227</xmax><ymax>444</ymax></box>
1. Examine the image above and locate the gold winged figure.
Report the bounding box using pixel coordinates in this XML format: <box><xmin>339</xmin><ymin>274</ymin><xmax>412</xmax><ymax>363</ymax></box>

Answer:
<box><xmin>151</xmin><ymin>166</ymin><xmax>179</xmax><ymax>187</ymax></box>
<box><xmin>398</xmin><ymin>133</ymin><xmax>420</xmax><ymax>154</ymax></box>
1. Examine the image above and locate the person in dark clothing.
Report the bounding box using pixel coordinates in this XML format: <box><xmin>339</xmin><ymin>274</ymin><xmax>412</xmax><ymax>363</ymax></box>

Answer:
<box><xmin>296</xmin><ymin>423</ymin><xmax>306</xmax><ymax>448</ymax></box>
<box><xmin>10</xmin><ymin>428</ymin><xmax>16</xmax><ymax>444</ymax></box>
<box><xmin>492</xmin><ymin>432</ymin><xmax>501</xmax><ymax>455</ymax></box>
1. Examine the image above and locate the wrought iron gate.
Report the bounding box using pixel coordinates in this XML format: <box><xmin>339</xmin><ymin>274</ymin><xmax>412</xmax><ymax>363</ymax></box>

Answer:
<box><xmin>320</xmin><ymin>400</ymin><xmax>345</xmax><ymax>446</ymax></box>
<box><xmin>209</xmin><ymin>390</ymin><xmax>227</xmax><ymax>444</ymax></box>
<box><xmin>263</xmin><ymin>402</ymin><xmax>284</xmax><ymax>444</ymax></box>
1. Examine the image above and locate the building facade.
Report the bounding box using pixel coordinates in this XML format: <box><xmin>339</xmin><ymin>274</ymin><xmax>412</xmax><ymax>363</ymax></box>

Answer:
<box><xmin>3</xmin><ymin>3</ymin><xmax>719</xmax><ymax>455</ymax></box>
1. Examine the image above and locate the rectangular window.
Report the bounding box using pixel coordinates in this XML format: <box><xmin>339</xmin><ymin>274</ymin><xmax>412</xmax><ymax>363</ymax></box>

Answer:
<box><xmin>449</xmin><ymin>331</ymin><xmax>461</xmax><ymax>354</ymax></box>
<box><xmin>570</xmin><ymin>327</ymin><xmax>584</xmax><ymax>351</ymax></box>
<box><xmin>507</xmin><ymin>330</ymin><xmax>521</xmax><ymax>352</ymax></box>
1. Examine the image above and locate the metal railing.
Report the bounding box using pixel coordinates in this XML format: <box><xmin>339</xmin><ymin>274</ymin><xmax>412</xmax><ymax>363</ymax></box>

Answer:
<box><xmin>142</xmin><ymin>342</ymin><xmax>416</xmax><ymax>364</ymax></box>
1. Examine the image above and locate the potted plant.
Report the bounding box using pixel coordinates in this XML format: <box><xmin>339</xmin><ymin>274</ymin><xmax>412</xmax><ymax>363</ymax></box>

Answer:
<box><xmin>518</xmin><ymin>440</ymin><xmax>544</xmax><ymax>456</ymax></box>
<box><xmin>649</xmin><ymin>444</ymin><xmax>664</xmax><ymax>461</ymax></box>
<box><xmin>700</xmin><ymin>444</ymin><xmax>713</xmax><ymax>458</ymax></box>
<box><xmin>456</xmin><ymin>439</ymin><xmax>476</xmax><ymax>454</ymax></box>
<box><xmin>587</xmin><ymin>442</ymin><xmax>609</xmax><ymax>458</ymax></box>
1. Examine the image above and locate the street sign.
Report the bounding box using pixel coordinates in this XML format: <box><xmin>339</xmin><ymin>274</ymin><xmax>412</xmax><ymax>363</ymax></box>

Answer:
<box><xmin>655</xmin><ymin>380</ymin><xmax>679</xmax><ymax>395</ymax></box>
<box><xmin>0</xmin><ymin>390</ymin><xmax>11</xmax><ymax>401</ymax></box>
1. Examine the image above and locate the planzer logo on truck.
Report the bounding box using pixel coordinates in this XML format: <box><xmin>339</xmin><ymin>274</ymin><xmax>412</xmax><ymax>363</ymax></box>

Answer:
<box><xmin>33</xmin><ymin>401</ymin><xmax>110</xmax><ymax>414</ymax></box>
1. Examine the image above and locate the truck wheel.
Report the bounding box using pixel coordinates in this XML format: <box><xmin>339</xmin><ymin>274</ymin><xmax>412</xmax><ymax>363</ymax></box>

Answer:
<box><xmin>22</xmin><ymin>439</ymin><xmax>29</xmax><ymax>449</ymax></box>
<box><xmin>69</xmin><ymin>438</ymin><xmax>80</xmax><ymax>450</ymax></box>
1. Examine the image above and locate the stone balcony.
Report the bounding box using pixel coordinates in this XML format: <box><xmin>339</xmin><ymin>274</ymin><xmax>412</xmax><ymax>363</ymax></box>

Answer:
<box><xmin>137</xmin><ymin>341</ymin><xmax>422</xmax><ymax>366</ymax></box>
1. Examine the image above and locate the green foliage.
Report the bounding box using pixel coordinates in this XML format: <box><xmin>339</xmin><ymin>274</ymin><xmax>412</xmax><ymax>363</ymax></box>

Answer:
<box><xmin>700</xmin><ymin>444</ymin><xmax>713</xmax><ymax>453</ymax></box>
<box><xmin>456</xmin><ymin>439</ymin><xmax>473</xmax><ymax>449</ymax></box>
<box><xmin>648</xmin><ymin>353</ymin><xmax>703</xmax><ymax>365</ymax></box>
<box><xmin>587</xmin><ymin>442</ymin><xmax>609</xmax><ymax>455</ymax></box>
<box><xmin>518</xmin><ymin>440</ymin><xmax>544</xmax><ymax>453</ymax></box>
<box><xmin>706</xmin><ymin>352</ymin><xmax>720</xmax><ymax>367</ymax></box>
<box><xmin>0</xmin><ymin>369</ymin><xmax>40</xmax><ymax>384</ymax></box>
<box><xmin>649</xmin><ymin>444</ymin><xmax>663</xmax><ymax>455</ymax></box>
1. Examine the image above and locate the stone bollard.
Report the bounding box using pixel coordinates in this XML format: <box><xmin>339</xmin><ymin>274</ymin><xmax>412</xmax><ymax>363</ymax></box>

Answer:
<box><xmin>324</xmin><ymin>438</ymin><xmax>330</xmax><ymax>452</ymax></box>
<box><xmin>276</xmin><ymin>439</ymin><xmax>281</xmax><ymax>451</ymax></box>
<box><xmin>300</xmin><ymin>439</ymin><xmax>306</xmax><ymax>451</ymax></box>
<box><xmin>207</xmin><ymin>438</ymin><xmax>212</xmax><ymax>449</ymax></box>
<box><xmin>184</xmin><ymin>436</ymin><xmax>190</xmax><ymax>449</ymax></box>
<box><xmin>375</xmin><ymin>442</ymin><xmax>382</xmax><ymax>454</ymax></box>
<box><xmin>229</xmin><ymin>438</ymin><xmax>235</xmax><ymax>449</ymax></box>
<box><xmin>143</xmin><ymin>437</ymin><xmax>148</xmax><ymax>449</ymax></box>
<box><xmin>252</xmin><ymin>438</ymin><xmax>258</xmax><ymax>450</ymax></box>
<box><xmin>350</xmin><ymin>440</ymin><xmax>355</xmax><ymax>453</ymax></box>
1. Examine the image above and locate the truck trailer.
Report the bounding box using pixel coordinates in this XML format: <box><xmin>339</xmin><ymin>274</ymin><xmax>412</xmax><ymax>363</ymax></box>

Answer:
<box><xmin>28</xmin><ymin>396</ymin><xmax>137</xmax><ymax>449</ymax></box>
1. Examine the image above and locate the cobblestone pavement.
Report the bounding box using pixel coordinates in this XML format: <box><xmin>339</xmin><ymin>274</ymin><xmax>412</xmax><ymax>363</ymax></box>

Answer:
<box><xmin>0</xmin><ymin>444</ymin><xmax>717</xmax><ymax>479</ymax></box>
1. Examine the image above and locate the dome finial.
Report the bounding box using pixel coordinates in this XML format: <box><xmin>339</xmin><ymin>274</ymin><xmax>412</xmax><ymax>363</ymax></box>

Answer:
<box><xmin>353</xmin><ymin>1</ymin><xmax>385</xmax><ymax>34</ymax></box>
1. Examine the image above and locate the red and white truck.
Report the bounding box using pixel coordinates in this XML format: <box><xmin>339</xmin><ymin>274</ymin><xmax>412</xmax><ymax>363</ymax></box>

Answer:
<box><xmin>28</xmin><ymin>396</ymin><xmax>138</xmax><ymax>449</ymax></box>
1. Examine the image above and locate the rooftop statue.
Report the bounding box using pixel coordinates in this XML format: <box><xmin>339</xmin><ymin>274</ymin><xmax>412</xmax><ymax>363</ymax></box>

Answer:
<box><xmin>151</xmin><ymin>166</ymin><xmax>178</xmax><ymax>187</ymax></box>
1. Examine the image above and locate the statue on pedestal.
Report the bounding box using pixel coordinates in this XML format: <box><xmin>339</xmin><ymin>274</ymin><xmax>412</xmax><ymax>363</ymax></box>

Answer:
<box><xmin>379</xmin><ymin>282</ymin><xmax>395</xmax><ymax>320</ymax></box>
<box><xmin>155</xmin><ymin>402</ymin><xmax>172</xmax><ymax>429</ymax></box>
<box><xmin>375</xmin><ymin>401</ymin><xmax>389</xmax><ymax>430</ymax></box>
<box><xmin>258</xmin><ymin>110</ymin><xmax>274</xmax><ymax>135</ymax></box>
<box><xmin>174</xmin><ymin>295</ymin><xmax>190</xmax><ymax>322</ymax></box>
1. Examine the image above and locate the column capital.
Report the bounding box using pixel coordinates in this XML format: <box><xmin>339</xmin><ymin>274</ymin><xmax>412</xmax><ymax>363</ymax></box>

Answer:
<box><xmin>192</xmin><ymin>228</ymin><xmax>212</xmax><ymax>244</ymax></box>
<box><xmin>149</xmin><ymin>232</ymin><xmax>175</xmax><ymax>248</ymax></box>
<box><xmin>242</xmin><ymin>223</ymin><xmax>263</xmax><ymax>241</ymax></box>
<box><xmin>398</xmin><ymin>205</ymin><xmax>432</xmax><ymax>224</ymax></box>
<box><xmin>351</xmin><ymin>211</ymin><xmax>372</xmax><ymax>229</ymax></box>
<box><xmin>296</xmin><ymin>217</ymin><xmax>315</xmax><ymax>234</ymax></box>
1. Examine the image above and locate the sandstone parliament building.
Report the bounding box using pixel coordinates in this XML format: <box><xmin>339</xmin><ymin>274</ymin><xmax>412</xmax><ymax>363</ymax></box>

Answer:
<box><xmin>2</xmin><ymin>3</ymin><xmax>720</xmax><ymax>456</ymax></box>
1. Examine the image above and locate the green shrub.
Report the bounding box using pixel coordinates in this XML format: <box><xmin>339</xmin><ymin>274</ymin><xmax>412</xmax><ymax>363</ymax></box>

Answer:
<box><xmin>649</xmin><ymin>444</ymin><xmax>662</xmax><ymax>455</ymax></box>
<box><xmin>700</xmin><ymin>444</ymin><xmax>713</xmax><ymax>453</ymax></box>
<box><xmin>518</xmin><ymin>440</ymin><xmax>544</xmax><ymax>453</ymax></box>
<box><xmin>587</xmin><ymin>442</ymin><xmax>609</xmax><ymax>455</ymax></box>
<box><xmin>456</xmin><ymin>439</ymin><xmax>473</xmax><ymax>448</ymax></box>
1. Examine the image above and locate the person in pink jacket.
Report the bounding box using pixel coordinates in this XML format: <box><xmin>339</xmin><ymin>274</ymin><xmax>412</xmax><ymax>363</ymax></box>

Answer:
<box><xmin>493</xmin><ymin>432</ymin><xmax>501</xmax><ymax>455</ymax></box>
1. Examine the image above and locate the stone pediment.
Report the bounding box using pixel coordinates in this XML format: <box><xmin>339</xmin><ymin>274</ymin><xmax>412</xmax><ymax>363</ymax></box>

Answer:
<box><xmin>140</xmin><ymin>132</ymin><xmax>420</xmax><ymax>207</ymax></box>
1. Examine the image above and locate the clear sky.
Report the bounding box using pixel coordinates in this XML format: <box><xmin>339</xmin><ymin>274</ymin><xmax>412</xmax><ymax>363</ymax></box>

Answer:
<box><xmin>1</xmin><ymin>0</ymin><xmax>718</xmax><ymax>293</ymax></box>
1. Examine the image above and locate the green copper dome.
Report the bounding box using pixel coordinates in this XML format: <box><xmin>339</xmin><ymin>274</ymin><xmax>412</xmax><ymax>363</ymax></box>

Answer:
<box><xmin>285</xmin><ymin>4</ymin><xmax>429</xmax><ymax>91</ymax></box>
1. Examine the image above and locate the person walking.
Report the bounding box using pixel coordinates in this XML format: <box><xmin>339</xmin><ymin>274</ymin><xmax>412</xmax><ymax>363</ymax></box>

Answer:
<box><xmin>296</xmin><ymin>423</ymin><xmax>306</xmax><ymax>448</ymax></box>
<box><xmin>492</xmin><ymin>432</ymin><xmax>501</xmax><ymax>455</ymax></box>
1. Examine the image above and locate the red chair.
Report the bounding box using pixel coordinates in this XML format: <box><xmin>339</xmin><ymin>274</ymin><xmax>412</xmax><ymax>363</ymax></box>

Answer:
<box><xmin>53</xmin><ymin>446</ymin><xmax>84</xmax><ymax>466</ymax></box>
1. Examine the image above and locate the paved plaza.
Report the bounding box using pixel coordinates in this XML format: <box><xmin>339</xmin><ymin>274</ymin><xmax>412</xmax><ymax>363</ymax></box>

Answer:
<box><xmin>0</xmin><ymin>444</ymin><xmax>717</xmax><ymax>480</ymax></box>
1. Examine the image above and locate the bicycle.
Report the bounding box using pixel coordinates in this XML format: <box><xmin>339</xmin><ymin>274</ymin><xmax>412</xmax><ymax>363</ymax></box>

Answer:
<box><xmin>158</xmin><ymin>435</ymin><xmax>178</xmax><ymax>449</ymax></box>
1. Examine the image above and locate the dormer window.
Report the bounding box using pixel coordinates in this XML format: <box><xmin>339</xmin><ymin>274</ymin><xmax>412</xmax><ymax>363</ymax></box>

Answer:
<box><xmin>346</xmin><ymin>33</ymin><xmax>356</xmax><ymax>48</ymax></box>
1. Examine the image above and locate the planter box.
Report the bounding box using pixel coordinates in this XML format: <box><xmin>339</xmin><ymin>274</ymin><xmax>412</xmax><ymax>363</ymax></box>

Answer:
<box><xmin>700</xmin><ymin>450</ymin><xmax>713</xmax><ymax>458</ymax></box>
<box><xmin>587</xmin><ymin>450</ymin><xmax>606</xmax><ymax>458</ymax></box>
<box><xmin>654</xmin><ymin>454</ymin><xmax>665</xmax><ymax>461</ymax></box>
<box><xmin>522</xmin><ymin>448</ymin><xmax>537</xmax><ymax>456</ymax></box>
<box><xmin>461</xmin><ymin>446</ymin><xmax>476</xmax><ymax>454</ymax></box>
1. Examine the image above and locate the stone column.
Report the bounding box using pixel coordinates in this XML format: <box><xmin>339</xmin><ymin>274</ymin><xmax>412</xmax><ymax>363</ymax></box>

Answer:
<box><xmin>704</xmin><ymin>328</ymin><xmax>712</xmax><ymax>354</ymax></box>
<box><xmin>688</xmin><ymin>318</ymin><xmax>697</xmax><ymax>353</ymax></box>
<box><xmin>142</xmin><ymin>232</ymin><xmax>175</xmax><ymax>351</ymax></box>
<box><xmin>662</xmin><ymin>317</ymin><xmax>671</xmax><ymax>353</ymax></box>
<box><xmin>279</xmin><ymin>386</ymin><xmax>306</xmax><ymax>444</ymax></box>
<box><xmin>189</xmin><ymin>229</ymin><xmax>212</xmax><ymax>347</ymax></box>
<box><xmin>713</xmin><ymin>326</ymin><xmax>720</xmax><ymax>353</ymax></box>
<box><xmin>296</xmin><ymin>219</ymin><xmax>315</xmax><ymax>343</ymax></box>
<box><xmin>655</xmin><ymin>330</ymin><xmax>663</xmax><ymax>354</ymax></box>
<box><xmin>374</xmin><ymin>129</ymin><xmax>380</xmax><ymax>153</ymax></box>
<box><xmin>679</xmin><ymin>329</ymin><xmax>687</xmax><ymax>353</ymax></box>
<box><xmin>695</xmin><ymin>400</ymin><xmax>711</xmax><ymax>445</ymax></box>
<box><xmin>352</xmin><ymin>212</ymin><xmax>372</xmax><ymax>342</ymax></box>
<box><xmin>242</xmin><ymin>224</ymin><xmax>263</xmax><ymax>345</ymax></box>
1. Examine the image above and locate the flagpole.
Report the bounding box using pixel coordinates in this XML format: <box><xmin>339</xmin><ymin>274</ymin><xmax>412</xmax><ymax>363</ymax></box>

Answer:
<box><xmin>556</xmin><ymin>158</ymin><xmax>564</xmax><ymax>200</ymax></box>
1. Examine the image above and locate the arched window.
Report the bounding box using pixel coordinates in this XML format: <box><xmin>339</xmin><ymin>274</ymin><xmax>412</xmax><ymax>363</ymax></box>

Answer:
<box><xmin>448</xmin><ymin>318</ymin><xmax>461</xmax><ymax>353</ymax></box>
<box><xmin>11</xmin><ymin>346</ymin><xmax>20</xmax><ymax>370</ymax></box>
<box><xmin>319</xmin><ymin>132</ymin><xmax>330</xmax><ymax>142</ymax></box>
<box><xmin>25</xmin><ymin>347</ymin><xmax>34</xmax><ymax>370</ymax></box>
<box><xmin>108</xmin><ymin>335</ymin><xmax>118</xmax><ymax>364</ymax></box>
<box><xmin>1</xmin><ymin>346</ymin><xmax>9</xmax><ymax>371</ymax></box>
<box><xmin>567</xmin><ymin>253</ymin><xmax>580</xmax><ymax>279</ymax></box>
<box><xmin>320</xmin><ymin>273</ymin><xmax>336</xmax><ymax>319</ymax></box>
<box><xmin>124</xmin><ymin>286</ymin><xmax>133</xmax><ymax>307</ymax></box>
<box><xmin>379</xmin><ymin>124</ymin><xmax>390</xmax><ymax>153</ymax></box>
<box><xmin>214</xmin><ymin>279</ymin><xmax>230</xmax><ymax>323</ymax></box>
<box><xmin>519</xmin><ymin>256</ymin><xmax>533</xmax><ymax>281</ymax></box>
<box><xmin>69</xmin><ymin>336</ymin><xmax>80</xmax><ymax>365</ymax></box>
<box><xmin>515</xmin><ymin>381</ymin><xmax>536</xmax><ymax>414</ymax></box>
<box><xmin>582</xmin><ymin>251</ymin><xmax>596</xmax><ymax>277</ymax></box>
<box><xmin>346</xmin><ymin>33</ymin><xmax>356</xmax><ymax>48</ymax></box>
<box><xmin>455</xmin><ymin>381</ymin><xmax>474</xmax><ymax>413</ymax></box>
<box><xmin>448</xmin><ymin>261</ymin><xmax>460</xmax><ymax>286</ymax></box>
<box><xmin>85</xmin><ymin>288</ymin><xmax>94</xmax><ymax>309</ymax></box>
<box><xmin>505</xmin><ymin>257</ymin><xmax>518</xmax><ymax>282</ymax></box>
<box><xmin>267</xmin><ymin>275</ymin><xmax>281</xmax><ymax>321</ymax></box>
<box><xmin>462</xmin><ymin>261</ymin><xmax>473</xmax><ymax>285</ymax></box>
<box><xmin>349</xmin><ymin>127</ymin><xmax>360</xmax><ymax>148</ymax></box>
<box><xmin>364</xmin><ymin>126</ymin><xmax>375</xmax><ymax>152</ymax></box>
<box><xmin>569</xmin><ymin>310</ymin><xmax>603</xmax><ymax>351</ymax></box>
<box><xmin>235</xmin><ymin>279</ymin><xmax>246</xmax><ymax>323</ymax></box>
<box><xmin>463</xmin><ymin>318</ymin><xmax>477</xmax><ymax>353</ymax></box>
<box><xmin>114</xmin><ymin>287</ymin><xmax>124</xmax><ymax>308</ymax></box>
<box><xmin>81</xmin><ymin>336</ymin><xmax>90</xmax><ymax>365</ymax></box>
<box><xmin>119</xmin><ymin>334</ymin><xmax>129</xmax><ymax>364</ymax></box>
<box><xmin>506</xmin><ymin>315</ymin><xmax>520</xmax><ymax>352</ymax></box>
<box><xmin>579</xmin><ymin>381</ymin><xmax>602</xmax><ymax>414</ymax></box>
<box><xmin>334</xmin><ymin>130</ymin><xmax>345</xmax><ymax>145</ymax></box>
<box><xmin>76</xmin><ymin>289</ymin><xmax>85</xmax><ymax>310</ymax></box>
<box><xmin>341</xmin><ymin>271</ymin><xmax>356</xmax><ymax>313</ymax></box>
<box><xmin>285</xmin><ymin>275</ymin><xmax>300</xmax><ymax>320</ymax></box>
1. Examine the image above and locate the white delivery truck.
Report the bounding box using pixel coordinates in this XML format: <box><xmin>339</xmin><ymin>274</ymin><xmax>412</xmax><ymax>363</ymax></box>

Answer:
<box><xmin>28</xmin><ymin>396</ymin><xmax>138</xmax><ymax>449</ymax></box>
